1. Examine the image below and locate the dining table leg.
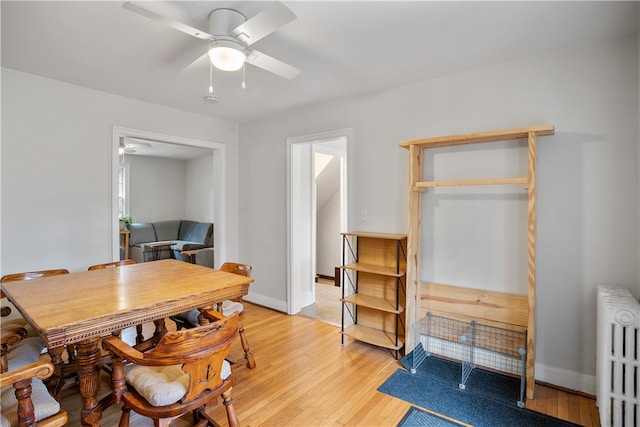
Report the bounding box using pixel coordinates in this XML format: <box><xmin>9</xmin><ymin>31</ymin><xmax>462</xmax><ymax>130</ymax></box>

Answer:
<box><xmin>76</xmin><ymin>337</ymin><xmax>103</xmax><ymax>426</ymax></box>
<box><xmin>46</xmin><ymin>346</ymin><xmax>65</xmax><ymax>399</ymax></box>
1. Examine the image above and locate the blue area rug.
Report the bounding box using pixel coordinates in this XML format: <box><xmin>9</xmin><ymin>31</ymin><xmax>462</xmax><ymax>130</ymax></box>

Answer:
<box><xmin>380</xmin><ymin>350</ymin><xmax>580</xmax><ymax>427</ymax></box>
<box><xmin>398</xmin><ymin>406</ymin><xmax>462</xmax><ymax>427</ymax></box>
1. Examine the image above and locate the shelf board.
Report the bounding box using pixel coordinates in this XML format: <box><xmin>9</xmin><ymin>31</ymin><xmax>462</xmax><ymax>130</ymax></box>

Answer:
<box><xmin>399</xmin><ymin>124</ymin><xmax>554</xmax><ymax>149</ymax></box>
<box><xmin>414</xmin><ymin>176</ymin><xmax>527</xmax><ymax>191</ymax></box>
<box><xmin>341</xmin><ymin>263</ymin><xmax>405</xmax><ymax>277</ymax></box>
<box><xmin>341</xmin><ymin>294</ymin><xmax>404</xmax><ymax>314</ymax></box>
<box><xmin>341</xmin><ymin>324</ymin><xmax>403</xmax><ymax>350</ymax></box>
<box><xmin>341</xmin><ymin>231</ymin><xmax>407</xmax><ymax>240</ymax></box>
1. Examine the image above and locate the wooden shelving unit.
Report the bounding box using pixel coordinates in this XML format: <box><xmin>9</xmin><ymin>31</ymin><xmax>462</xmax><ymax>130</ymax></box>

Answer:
<box><xmin>400</xmin><ymin>124</ymin><xmax>555</xmax><ymax>399</ymax></box>
<box><xmin>340</xmin><ymin>232</ymin><xmax>407</xmax><ymax>357</ymax></box>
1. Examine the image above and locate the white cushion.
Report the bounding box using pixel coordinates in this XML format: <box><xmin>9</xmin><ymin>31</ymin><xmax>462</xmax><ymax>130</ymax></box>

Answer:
<box><xmin>7</xmin><ymin>337</ymin><xmax>46</xmax><ymax>371</ymax></box>
<box><xmin>126</xmin><ymin>360</ymin><xmax>231</xmax><ymax>407</ymax></box>
<box><xmin>221</xmin><ymin>300</ymin><xmax>243</xmax><ymax>316</ymax></box>
<box><xmin>0</xmin><ymin>377</ymin><xmax>61</xmax><ymax>427</ymax></box>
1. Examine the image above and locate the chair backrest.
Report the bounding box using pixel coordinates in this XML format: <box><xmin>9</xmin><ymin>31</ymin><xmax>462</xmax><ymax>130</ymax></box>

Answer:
<box><xmin>1</xmin><ymin>269</ymin><xmax>70</xmax><ymax>283</ymax></box>
<box><xmin>1</xmin><ymin>326</ymin><xmax>28</xmax><ymax>373</ymax></box>
<box><xmin>1</xmin><ymin>269</ymin><xmax>69</xmax><ymax>298</ymax></box>
<box><xmin>107</xmin><ymin>310</ymin><xmax>239</xmax><ymax>403</ymax></box>
<box><xmin>88</xmin><ymin>259</ymin><xmax>136</xmax><ymax>270</ymax></box>
<box><xmin>219</xmin><ymin>262</ymin><xmax>252</xmax><ymax>278</ymax></box>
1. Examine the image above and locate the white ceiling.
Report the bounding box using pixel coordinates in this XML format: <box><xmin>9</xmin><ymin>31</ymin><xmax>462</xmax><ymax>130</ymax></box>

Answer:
<box><xmin>2</xmin><ymin>1</ymin><xmax>638</xmax><ymax>124</ymax></box>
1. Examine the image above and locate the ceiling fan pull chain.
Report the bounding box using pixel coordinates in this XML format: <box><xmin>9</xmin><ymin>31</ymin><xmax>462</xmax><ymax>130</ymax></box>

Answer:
<box><xmin>242</xmin><ymin>62</ymin><xmax>247</xmax><ymax>89</ymax></box>
<box><xmin>209</xmin><ymin>62</ymin><xmax>214</xmax><ymax>95</ymax></box>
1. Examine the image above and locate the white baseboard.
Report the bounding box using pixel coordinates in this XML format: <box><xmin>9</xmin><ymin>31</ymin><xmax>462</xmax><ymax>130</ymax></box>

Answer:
<box><xmin>243</xmin><ymin>292</ymin><xmax>288</xmax><ymax>313</ymax></box>
<box><xmin>535</xmin><ymin>362</ymin><xmax>596</xmax><ymax>395</ymax></box>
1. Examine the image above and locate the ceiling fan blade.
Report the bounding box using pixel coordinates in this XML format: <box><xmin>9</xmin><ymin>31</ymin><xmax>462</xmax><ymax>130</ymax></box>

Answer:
<box><xmin>122</xmin><ymin>2</ymin><xmax>213</xmax><ymax>41</ymax></box>
<box><xmin>246</xmin><ymin>49</ymin><xmax>300</xmax><ymax>80</ymax></box>
<box><xmin>232</xmin><ymin>2</ymin><xmax>295</xmax><ymax>46</ymax></box>
<box><xmin>181</xmin><ymin>51</ymin><xmax>210</xmax><ymax>74</ymax></box>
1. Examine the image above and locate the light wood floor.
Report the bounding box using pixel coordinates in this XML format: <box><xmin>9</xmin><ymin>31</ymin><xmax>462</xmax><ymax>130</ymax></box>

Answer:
<box><xmin>57</xmin><ymin>303</ymin><xmax>600</xmax><ymax>426</ymax></box>
<box><xmin>298</xmin><ymin>280</ymin><xmax>341</xmax><ymax>327</ymax></box>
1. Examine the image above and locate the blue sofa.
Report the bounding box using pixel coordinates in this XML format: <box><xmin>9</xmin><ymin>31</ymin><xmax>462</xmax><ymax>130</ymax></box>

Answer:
<box><xmin>129</xmin><ymin>220</ymin><xmax>213</xmax><ymax>263</ymax></box>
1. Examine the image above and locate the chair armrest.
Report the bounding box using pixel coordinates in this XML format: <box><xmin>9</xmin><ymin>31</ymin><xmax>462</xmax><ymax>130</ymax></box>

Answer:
<box><xmin>102</xmin><ymin>336</ymin><xmax>146</xmax><ymax>362</ymax></box>
<box><xmin>0</xmin><ymin>360</ymin><xmax>54</xmax><ymax>387</ymax></box>
<box><xmin>202</xmin><ymin>308</ymin><xmax>226</xmax><ymax>323</ymax></box>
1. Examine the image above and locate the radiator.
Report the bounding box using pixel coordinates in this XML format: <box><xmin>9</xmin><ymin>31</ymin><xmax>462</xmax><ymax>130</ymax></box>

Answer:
<box><xmin>596</xmin><ymin>286</ymin><xmax>639</xmax><ymax>427</ymax></box>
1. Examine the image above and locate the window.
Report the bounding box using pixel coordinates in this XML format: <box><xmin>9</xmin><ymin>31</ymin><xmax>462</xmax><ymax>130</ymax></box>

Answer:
<box><xmin>118</xmin><ymin>164</ymin><xmax>130</xmax><ymax>218</ymax></box>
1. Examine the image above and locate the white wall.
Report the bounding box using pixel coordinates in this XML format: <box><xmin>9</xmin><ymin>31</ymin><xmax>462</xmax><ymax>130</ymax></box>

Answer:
<box><xmin>1</xmin><ymin>68</ymin><xmax>239</xmax><ymax>273</ymax></box>
<box><xmin>239</xmin><ymin>35</ymin><xmax>639</xmax><ymax>393</ymax></box>
<box><xmin>317</xmin><ymin>189</ymin><xmax>341</xmax><ymax>277</ymax></box>
<box><xmin>127</xmin><ymin>155</ymin><xmax>187</xmax><ymax>222</ymax></box>
<box><xmin>185</xmin><ymin>155</ymin><xmax>215</xmax><ymax>222</ymax></box>
<box><xmin>125</xmin><ymin>154</ymin><xmax>215</xmax><ymax>224</ymax></box>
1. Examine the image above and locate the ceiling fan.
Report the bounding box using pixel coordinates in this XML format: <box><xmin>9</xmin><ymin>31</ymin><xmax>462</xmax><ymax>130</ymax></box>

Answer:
<box><xmin>122</xmin><ymin>1</ymin><xmax>301</xmax><ymax>80</ymax></box>
<box><xmin>119</xmin><ymin>138</ymin><xmax>152</xmax><ymax>154</ymax></box>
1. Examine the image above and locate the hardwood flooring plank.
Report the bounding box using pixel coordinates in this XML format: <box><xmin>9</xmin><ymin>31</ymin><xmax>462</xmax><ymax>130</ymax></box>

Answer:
<box><xmin>557</xmin><ymin>389</ymin><xmax>569</xmax><ymax>421</ymax></box>
<box><xmin>579</xmin><ymin>394</ymin><xmax>595</xmax><ymax>427</ymax></box>
<box><xmin>567</xmin><ymin>392</ymin><xmax>583</xmax><ymax>425</ymax></box>
<box><xmin>546</xmin><ymin>386</ymin><xmax>559</xmax><ymax>418</ymax></box>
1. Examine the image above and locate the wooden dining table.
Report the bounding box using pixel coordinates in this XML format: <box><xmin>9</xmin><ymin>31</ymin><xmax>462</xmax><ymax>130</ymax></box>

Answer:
<box><xmin>1</xmin><ymin>259</ymin><xmax>253</xmax><ymax>426</ymax></box>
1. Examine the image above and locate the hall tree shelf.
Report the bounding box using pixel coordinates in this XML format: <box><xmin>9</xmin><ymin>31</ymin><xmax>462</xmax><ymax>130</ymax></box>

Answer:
<box><xmin>400</xmin><ymin>124</ymin><xmax>555</xmax><ymax>399</ymax></box>
<box><xmin>340</xmin><ymin>232</ymin><xmax>407</xmax><ymax>358</ymax></box>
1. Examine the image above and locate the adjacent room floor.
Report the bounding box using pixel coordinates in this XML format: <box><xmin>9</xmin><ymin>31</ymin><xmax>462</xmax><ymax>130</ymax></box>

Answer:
<box><xmin>298</xmin><ymin>277</ymin><xmax>341</xmax><ymax>327</ymax></box>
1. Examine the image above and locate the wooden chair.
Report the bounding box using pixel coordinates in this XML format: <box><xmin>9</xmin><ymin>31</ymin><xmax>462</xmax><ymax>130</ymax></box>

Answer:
<box><xmin>1</xmin><ymin>269</ymin><xmax>75</xmax><ymax>399</ymax></box>
<box><xmin>1</xmin><ymin>269</ymin><xmax>71</xmax><ymax>323</ymax></box>
<box><xmin>87</xmin><ymin>259</ymin><xmax>136</xmax><ymax>270</ymax></box>
<box><xmin>171</xmin><ymin>262</ymin><xmax>255</xmax><ymax>369</ymax></box>
<box><xmin>1</xmin><ymin>326</ymin><xmax>68</xmax><ymax>426</ymax></box>
<box><xmin>1</xmin><ymin>269</ymin><xmax>71</xmax><ymax>351</ymax></box>
<box><xmin>102</xmin><ymin>310</ymin><xmax>240</xmax><ymax>427</ymax></box>
<box><xmin>1</xmin><ymin>269</ymin><xmax>70</xmax><ymax>284</ymax></box>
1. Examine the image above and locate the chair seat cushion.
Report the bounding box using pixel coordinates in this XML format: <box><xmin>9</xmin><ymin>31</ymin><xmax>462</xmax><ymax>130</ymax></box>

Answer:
<box><xmin>221</xmin><ymin>300</ymin><xmax>244</xmax><ymax>316</ymax></box>
<box><xmin>7</xmin><ymin>337</ymin><xmax>46</xmax><ymax>371</ymax></box>
<box><xmin>126</xmin><ymin>360</ymin><xmax>231</xmax><ymax>407</ymax></box>
<box><xmin>0</xmin><ymin>378</ymin><xmax>61</xmax><ymax>427</ymax></box>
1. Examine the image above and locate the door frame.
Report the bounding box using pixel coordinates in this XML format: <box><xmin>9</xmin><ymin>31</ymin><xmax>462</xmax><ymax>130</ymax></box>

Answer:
<box><xmin>111</xmin><ymin>126</ymin><xmax>226</xmax><ymax>266</ymax></box>
<box><xmin>286</xmin><ymin>128</ymin><xmax>353</xmax><ymax>315</ymax></box>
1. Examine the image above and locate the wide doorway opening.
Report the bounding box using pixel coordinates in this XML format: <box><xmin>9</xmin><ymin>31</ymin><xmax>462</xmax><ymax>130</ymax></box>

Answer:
<box><xmin>286</xmin><ymin>129</ymin><xmax>352</xmax><ymax>325</ymax></box>
<box><xmin>111</xmin><ymin>126</ymin><xmax>227</xmax><ymax>267</ymax></box>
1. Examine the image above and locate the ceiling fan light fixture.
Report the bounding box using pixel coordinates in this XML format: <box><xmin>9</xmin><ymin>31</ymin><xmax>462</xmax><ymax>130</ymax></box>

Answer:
<box><xmin>208</xmin><ymin>39</ymin><xmax>246</xmax><ymax>72</ymax></box>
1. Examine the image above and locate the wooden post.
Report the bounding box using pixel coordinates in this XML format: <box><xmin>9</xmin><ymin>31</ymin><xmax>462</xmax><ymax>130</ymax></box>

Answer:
<box><xmin>405</xmin><ymin>144</ymin><xmax>422</xmax><ymax>352</ymax></box>
<box><xmin>526</xmin><ymin>131</ymin><xmax>537</xmax><ymax>399</ymax></box>
<box><xmin>400</xmin><ymin>125</ymin><xmax>553</xmax><ymax>392</ymax></box>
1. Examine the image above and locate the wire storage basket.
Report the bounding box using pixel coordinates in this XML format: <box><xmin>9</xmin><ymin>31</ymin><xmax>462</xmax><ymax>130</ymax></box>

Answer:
<box><xmin>412</xmin><ymin>312</ymin><xmax>527</xmax><ymax>407</ymax></box>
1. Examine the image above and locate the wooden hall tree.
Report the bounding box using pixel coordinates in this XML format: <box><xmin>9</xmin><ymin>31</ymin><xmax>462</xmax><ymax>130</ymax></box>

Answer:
<box><xmin>400</xmin><ymin>125</ymin><xmax>555</xmax><ymax>399</ymax></box>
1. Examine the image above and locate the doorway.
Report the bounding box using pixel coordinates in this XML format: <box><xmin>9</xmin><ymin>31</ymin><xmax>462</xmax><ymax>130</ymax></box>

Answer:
<box><xmin>111</xmin><ymin>126</ymin><xmax>227</xmax><ymax>266</ymax></box>
<box><xmin>286</xmin><ymin>129</ymin><xmax>353</xmax><ymax>319</ymax></box>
